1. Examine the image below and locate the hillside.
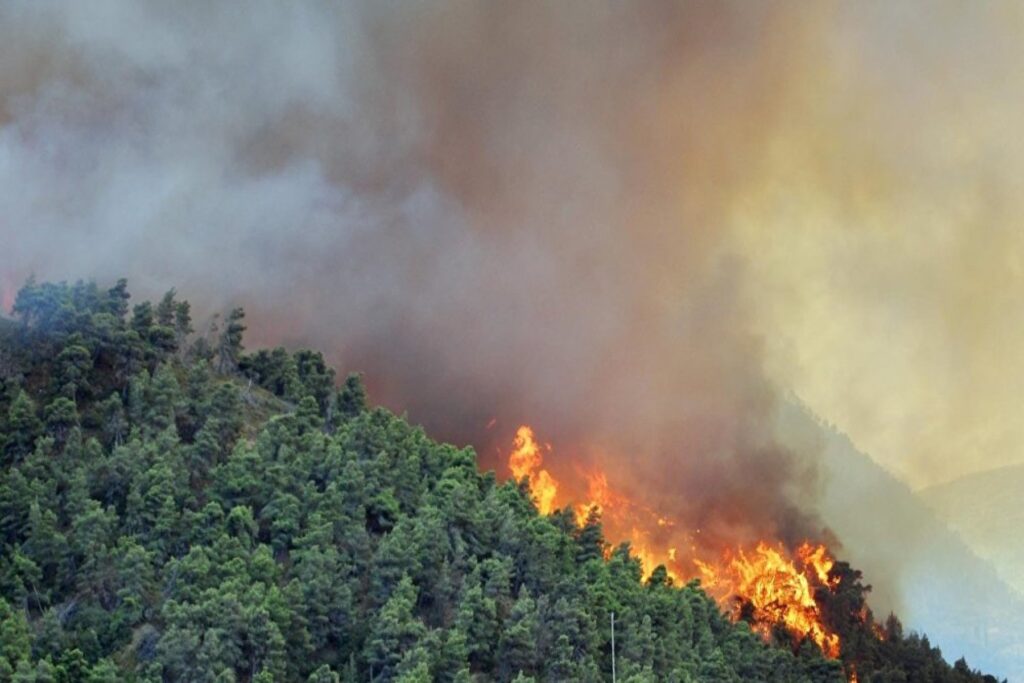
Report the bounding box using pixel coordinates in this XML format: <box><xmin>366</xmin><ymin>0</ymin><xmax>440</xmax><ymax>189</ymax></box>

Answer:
<box><xmin>919</xmin><ymin>466</ymin><xmax>1024</xmax><ymax>598</ymax></box>
<box><xmin>776</xmin><ymin>405</ymin><xmax>1024</xmax><ymax>681</ymax></box>
<box><xmin>0</xmin><ymin>279</ymin><xmax>1002</xmax><ymax>682</ymax></box>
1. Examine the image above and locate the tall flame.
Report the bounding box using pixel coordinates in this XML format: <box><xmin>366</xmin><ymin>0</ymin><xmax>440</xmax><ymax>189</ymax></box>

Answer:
<box><xmin>505</xmin><ymin>423</ymin><xmax>847</xmax><ymax>661</ymax></box>
<box><xmin>507</xmin><ymin>425</ymin><xmax>559</xmax><ymax>515</ymax></box>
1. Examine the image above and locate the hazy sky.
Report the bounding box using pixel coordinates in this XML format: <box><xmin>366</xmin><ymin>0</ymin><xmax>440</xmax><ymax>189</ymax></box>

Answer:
<box><xmin>1</xmin><ymin>0</ymin><xmax>1023</xmax><ymax>494</ymax></box>
<box><xmin>733</xmin><ymin>2</ymin><xmax>1024</xmax><ymax>488</ymax></box>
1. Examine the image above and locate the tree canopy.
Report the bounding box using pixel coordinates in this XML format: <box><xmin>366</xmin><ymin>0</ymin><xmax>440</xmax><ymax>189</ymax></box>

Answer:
<box><xmin>0</xmin><ymin>279</ymin><xmax>1002</xmax><ymax>682</ymax></box>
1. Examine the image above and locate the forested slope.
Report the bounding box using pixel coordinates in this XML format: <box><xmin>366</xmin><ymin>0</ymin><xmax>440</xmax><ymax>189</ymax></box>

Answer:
<box><xmin>776</xmin><ymin>404</ymin><xmax>1024</xmax><ymax>681</ymax></box>
<box><xmin>920</xmin><ymin>465</ymin><xmax>1024</xmax><ymax>597</ymax></box>
<box><xmin>0</xmin><ymin>279</ymin><xmax>1000</xmax><ymax>682</ymax></box>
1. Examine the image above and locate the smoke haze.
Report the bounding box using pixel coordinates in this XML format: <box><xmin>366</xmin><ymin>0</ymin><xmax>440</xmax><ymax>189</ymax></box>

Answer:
<box><xmin>0</xmin><ymin>0</ymin><xmax>833</xmax><ymax>547</ymax></box>
<box><xmin>3</xmin><ymin>2</ymin><xmax>1024</xmax><ymax>669</ymax></box>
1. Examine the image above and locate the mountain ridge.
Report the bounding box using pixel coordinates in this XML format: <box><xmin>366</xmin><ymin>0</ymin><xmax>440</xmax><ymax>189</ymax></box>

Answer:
<box><xmin>918</xmin><ymin>463</ymin><xmax>1024</xmax><ymax>601</ymax></box>
<box><xmin>781</xmin><ymin>406</ymin><xmax>1024</xmax><ymax>681</ymax></box>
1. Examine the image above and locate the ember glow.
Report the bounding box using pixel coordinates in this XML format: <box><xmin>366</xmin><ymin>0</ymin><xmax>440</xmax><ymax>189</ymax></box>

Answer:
<box><xmin>507</xmin><ymin>423</ymin><xmax>847</xmax><ymax>659</ymax></box>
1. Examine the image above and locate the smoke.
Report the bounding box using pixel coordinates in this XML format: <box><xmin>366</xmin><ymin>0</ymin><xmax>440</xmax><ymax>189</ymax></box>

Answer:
<box><xmin>3</xmin><ymin>0</ymin><xmax>1024</xmax><ymax>647</ymax></box>
<box><xmin>732</xmin><ymin>2</ymin><xmax>1024</xmax><ymax>490</ymax></box>
<box><xmin>0</xmin><ymin>0</ymin><xmax>836</xmax><ymax>552</ymax></box>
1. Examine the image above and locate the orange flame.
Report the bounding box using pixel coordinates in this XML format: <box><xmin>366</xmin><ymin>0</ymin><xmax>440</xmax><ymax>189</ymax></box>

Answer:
<box><xmin>508</xmin><ymin>425</ymin><xmax>559</xmax><ymax>515</ymax></box>
<box><xmin>505</xmin><ymin>423</ymin><xmax>847</xmax><ymax>661</ymax></box>
<box><xmin>797</xmin><ymin>541</ymin><xmax>838</xmax><ymax>588</ymax></box>
<box><xmin>696</xmin><ymin>541</ymin><xmax>841</xmax><ymax>658</ymax></box>
<box><xmin>573</xmin><ymin>470</ymin><xmax>613</xmax><ymax>525</ymax></box>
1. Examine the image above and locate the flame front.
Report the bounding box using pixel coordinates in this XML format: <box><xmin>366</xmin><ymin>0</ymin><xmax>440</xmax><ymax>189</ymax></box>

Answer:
<box><xmin>696</xmin><ymin>542</ymin><xmax>841</xmax><ymax>658</ymax></box>
<box><xmin>505</xmin><ymin>423</ymin><xmax>846</xmax><ymax>662</ymax></box>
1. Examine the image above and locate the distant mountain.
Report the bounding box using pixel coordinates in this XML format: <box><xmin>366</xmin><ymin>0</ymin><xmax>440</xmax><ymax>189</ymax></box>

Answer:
<box><xmin>919</xmin><ymin>465</ymin><xmax>1024</xmax><ymax>598</ymax></box>
<box><xmin>778</xmin><ymin>404</ymin><xmax>1024</xmax><ymax>682</ymax></box>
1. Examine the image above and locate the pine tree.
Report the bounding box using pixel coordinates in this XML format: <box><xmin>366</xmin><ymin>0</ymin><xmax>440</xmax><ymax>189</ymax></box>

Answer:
<box><xmin>455</xmin><ymin>581</ymin><xmax>498</xmax><ymax>672</ymax></box>
<box><xmin>155</xmin><ymin>290</ymin><xmax>177</xmax><ymax>327</ymax></box>
<box><xmin>174</xmin><ymin>300</ymin><xmax>194</xmax><ymax>353</ymax></box>
<box><xmin>106</xmin><ymin>279</ymin><xmax>131</xmax><ymax>320</ymax></box>
<box><xmin>365</xmin><ymin>576</ymin><xmax>428</xmax><ymax>681</ymax></box>
<box><xmin>337</xmin><ymin>373</ymin><xmax>367</xmax><ymax>421</ymax></box>
<box><xmin>575</xmin><ymin>507</ymin><xmax>606</xmax><ymax>564</ymax></box>
<box><xmin>0</xmin><ymin>599</ymin><xmax>31</xmax><ymax>675</ymax></box>
<box><xmin>497</xmin><ymin>588</ymin><xmax>539</xmax><ymax>680</ymax></box>
<box><xmin>217</xmin><ymin>308</ymin><xmax>246</xmax><ymax>373</ymax></box>
<box><xmin>43</xmin><ymin>397</ymin><xmax>78</xmax><ymax>445</ymax></box>
<box><xmin>3</xmin><ymin>391</ymin><xmax>42</xmax><ymax>463</ymax></box>
<box><xmin>55</xmin><ymin>343</ymin><xmax>92</xmax><ymax>400</ymax></box>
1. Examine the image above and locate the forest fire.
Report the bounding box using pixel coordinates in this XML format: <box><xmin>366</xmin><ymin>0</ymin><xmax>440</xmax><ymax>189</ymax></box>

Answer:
<box><xmin>505</xmin><ymin>423</ymin><xmax>845</xmax><ymax>660</ymax></box>
<box><xmin>508</xmin><ymin>425</ymin><xmax>559</xmax><ymax>515</ymax></box>
<box><xmin>695</xmin><ymin>542</ymin><xmax>842</xmax><ymax>658</ymax></box>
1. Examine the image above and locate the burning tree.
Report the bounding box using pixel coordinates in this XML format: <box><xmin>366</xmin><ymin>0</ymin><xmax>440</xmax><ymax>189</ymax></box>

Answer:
<box><xmin>503</xmin><ymin>422</ymin><xmax>1004</xmax><ymax>682</ymax></box>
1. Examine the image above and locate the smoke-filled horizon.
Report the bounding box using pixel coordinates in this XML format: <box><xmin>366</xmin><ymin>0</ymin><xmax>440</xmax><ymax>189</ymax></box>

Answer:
<box><xmin>2</xmin><ymin>0</ymin><xmax>1023</xmax><ymax>558</ymax></box>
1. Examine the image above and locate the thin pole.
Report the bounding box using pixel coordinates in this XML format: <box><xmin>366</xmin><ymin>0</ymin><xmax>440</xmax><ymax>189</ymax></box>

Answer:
<box><xmin>611</xmin><ymin>611</ymin><xmax>617</xmax><ymax>683</ymax></box>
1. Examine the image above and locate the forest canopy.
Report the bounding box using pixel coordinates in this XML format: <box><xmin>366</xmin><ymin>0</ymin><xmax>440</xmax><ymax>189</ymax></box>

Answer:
<box><xmin>0</xmin><ymin>279</ymin><xmax>1000</xmax><ymax>682</ymax></box>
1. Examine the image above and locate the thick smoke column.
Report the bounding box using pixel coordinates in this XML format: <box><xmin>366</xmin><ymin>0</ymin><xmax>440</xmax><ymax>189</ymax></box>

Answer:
<box><xmin>0</xmin><ymin>0</ymin><xmax>832</xmax><ymax>553</ymax></box>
